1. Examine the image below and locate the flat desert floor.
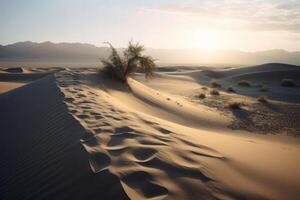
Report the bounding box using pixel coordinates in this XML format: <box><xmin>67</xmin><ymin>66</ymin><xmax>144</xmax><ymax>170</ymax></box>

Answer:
<box><xmin>0</xmin><ymin>63</ymin><xmax>300</xmax><ymax>200</ymax></box>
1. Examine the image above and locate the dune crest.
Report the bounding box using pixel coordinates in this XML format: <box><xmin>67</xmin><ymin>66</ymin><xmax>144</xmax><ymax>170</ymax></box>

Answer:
<box><xmin>1</xmin><ymin>66</ymin><xmax>300</xmax><ymax>199</ymax></box>
<box><xmin>55</xmin><ymin>69</ymin><xmax>223</xmax><ymax>199</ymax></box>
<box><xmin>54</xmin><ymin>68</ymin><xmax>300</xmax><ymax>199</ymax></box>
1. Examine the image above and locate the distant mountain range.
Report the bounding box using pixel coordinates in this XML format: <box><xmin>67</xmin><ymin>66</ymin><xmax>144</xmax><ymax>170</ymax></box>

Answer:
<box><xmin>0</xmin><ymin>41</ymin><xmax>300</xmax><ymax>67</ymax></box>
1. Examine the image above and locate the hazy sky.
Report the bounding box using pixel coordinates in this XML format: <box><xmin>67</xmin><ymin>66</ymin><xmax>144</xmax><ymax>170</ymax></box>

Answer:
<box><xmin>1</xmin><ymin>0</ymin><xmax>300</xmax><ymax>51</ymax></box>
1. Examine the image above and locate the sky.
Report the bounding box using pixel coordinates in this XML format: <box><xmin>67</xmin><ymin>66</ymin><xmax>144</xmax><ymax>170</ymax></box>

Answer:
<box><xmin>0</xmin><ymin>0</ymin><xmax>300</xmax><ymax>51</ymax></box>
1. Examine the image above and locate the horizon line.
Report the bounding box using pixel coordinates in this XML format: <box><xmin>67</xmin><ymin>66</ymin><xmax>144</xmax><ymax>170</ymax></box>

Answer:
<box><xmin>1</xmin><ymin>40</ymin><xmax>300</xmax><ymax>53</ymax></box>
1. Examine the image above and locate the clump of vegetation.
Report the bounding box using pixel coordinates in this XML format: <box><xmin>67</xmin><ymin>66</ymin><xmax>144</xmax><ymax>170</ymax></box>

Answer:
<box><xmin>257</xmin><ymin>96</ymin><xmax>268</xmax><ymax>103</ymax></box>
<box><xmin>281</xmin><ymin>79</ymin><xmax>295</xmax><ymax>87</ymax></box>
<box><xmin>227</xmin><ymin>87</ymin><xmax>236</xmax><ymax>93</ymax></box>
<box><xmin>238</xmin><ymin>80</ymin><xmax>251</xmax><ymax>87</ymax></box>
<box><xmin>101</xmin><ymin>41</ymin><xmax>156</xmax><ymax>82</ymax></box>
<box><xmin>199</xmin><ymin>93</ymin><xmax>206</xmax><ymax>99</ymax></box>
<box><xmin>210</xmin><ymin>80</ymin><xmax>221</xmax><ymax>88</ymax></box>
<box><xmin>201</xmin><ymin>86</ymin><xmax>207</xmax><ymax>90</ymax></box>
<box><xmin>228</xmin><ymin>101</ymin><xmax>243</xmax><ymax>109</ymax></box>
<box><xmin>210</xmin><ymin>89</ymin><xmax>220</xmax><ymax>95</ymax></box>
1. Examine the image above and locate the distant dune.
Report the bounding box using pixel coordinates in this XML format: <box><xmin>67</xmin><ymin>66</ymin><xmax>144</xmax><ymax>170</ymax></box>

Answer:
<box><xmin>0</xmin><ymin>64</ymin><xmax>300</xmax><ymax>199</ymax></box>
<box><xmin>1</xmin><ymin>41</ymin><xmax>300</xmax><ymax>67</ymax></box>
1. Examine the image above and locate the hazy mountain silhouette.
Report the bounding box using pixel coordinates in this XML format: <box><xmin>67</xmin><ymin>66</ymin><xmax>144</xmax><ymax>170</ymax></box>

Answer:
<box><xmin>0</xmin><ymin>41</ymin><xmax>300</xmax><ymax>67</ymax></box>
<box><xmin>0</xmin><ymin>41</ymin><xmax>108</xmax><ymax>59</ymax></box>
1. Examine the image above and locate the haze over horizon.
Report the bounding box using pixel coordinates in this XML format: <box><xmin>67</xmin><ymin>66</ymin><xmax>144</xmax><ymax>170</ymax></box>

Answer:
<box><xmin>2</xmin><ymin>40</ymin><xmax>300</xmax><ymax>53</ymax></box>
<box><xmin>1</xmin><ymin>0</ymin><xmax>300</xmax><ymax>51</ymax></box>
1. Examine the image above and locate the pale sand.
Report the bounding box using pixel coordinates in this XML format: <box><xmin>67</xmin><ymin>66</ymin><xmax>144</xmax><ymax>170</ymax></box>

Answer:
<box><xmin>0</xmin><ymin>64</ymin><xmax>300</xmax><ymax>199</ymax></box>
<box><xmin>0</xmin><ymin>81</ymin><xmax>25</xmax><ymax>93</ymax></box>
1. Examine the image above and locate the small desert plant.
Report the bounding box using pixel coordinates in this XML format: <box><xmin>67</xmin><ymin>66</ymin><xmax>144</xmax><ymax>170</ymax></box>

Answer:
<box><xmin>199</xmin><ymin>93</ymin><xmax>206</xmax><ymax>99</ymax></box>
<box><xmin>210</xmin><ymin>89</ymin><xmax>220</xmax><ymax>95</ymax></box>
<box><xmin>201</xmin><ymin>86</ymin><xmax>207</xmax><ymax>90</ymax></box>
<box><xmin>228</xmin><ymin>101</ymin><xmax>243</xmax><ymax>109</ymax></box>
<box><xmin>257</xmin><ymin>96</ymin><xmax>268</xmax><ymax>103</ymax></box>
<box><xmin>281</xmin><ymin>79</ymin><xmax>295</xmax><ymax>87</ymax></box>
<box><xmin>227</xmin><ymin>87</ymin><xmax>236</xmax><ymax>93</ymax></box>
<box><xmin>101</xmin><ymin>41</ymin><xmax>156</xmax><ymax>82</ymax></box>
<box><xmin>238</xmin><ymin>80</ymin><xmax>251</xmax><ymax>87</ymax></box>
<box><xmin>210</xmin><ymin>80</ymin><xmax>221</xmax><ymax>88</ymax></box>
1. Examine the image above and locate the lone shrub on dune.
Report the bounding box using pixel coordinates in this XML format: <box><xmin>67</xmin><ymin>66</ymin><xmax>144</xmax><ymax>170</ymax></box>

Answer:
<box><xmin>257</xmin><ymin>96</ymin><xmax>268</xmax><ymax>103</ymax></box>
<box><xmin>210</xmin><ymin>80</ymin><xmax>221</xmax><ymax>88</ymax></box>
<box><xmin>210</xmin><ymin>89</ymin><xmax>220</xmax><ymax>95</ymax></box>
<box><xmin>281</xmin><ymin>79</ymin><xmax>295</xmax><ymax>87</ymax></box>
<box><xmin>101</xmin><ymin>41</ymin><xmax>156</xmax><ymax>82</ymax></box>
<box><xmin>228</xmin><ymin>101</ymin><xmax>242</xmax><ymax>109</ymax></box>
<box><xmin>199</xmin><ymin>93</ymin><xmax>206</xmax><ymax>99</ymax></box>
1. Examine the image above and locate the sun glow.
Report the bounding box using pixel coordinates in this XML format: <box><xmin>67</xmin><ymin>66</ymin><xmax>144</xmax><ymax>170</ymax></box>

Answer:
<box><xmin>189</xmin><ymin>30</ymin><xmax>224</xmax><ymax>50</ymax></box>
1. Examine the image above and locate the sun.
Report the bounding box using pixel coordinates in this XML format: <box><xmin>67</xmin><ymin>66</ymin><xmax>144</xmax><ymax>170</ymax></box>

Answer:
<box><xmin>189</xmin><ymin>29</ymin><xmax>224</xmax><ymax>50</ymax></box>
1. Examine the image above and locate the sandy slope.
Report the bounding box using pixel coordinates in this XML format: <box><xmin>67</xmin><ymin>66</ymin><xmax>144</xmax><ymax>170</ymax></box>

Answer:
<box><xmin>0</xmin><ymin>81</ymin><xmax>25</xmax><ymax>93</ymax></box>
<box><xmin>0</xmin><ymin>73</ymin><xmax>128</xmax><ymax>200</ymax></box>
<box><xmin>137</xmin><ymin>64</ymin><xmax>300</xmax><ymax>136</ymax></box>
<box><xmin>0</xmin><ymin>67</ymin><xmax>60</xmax><ymax>93</ymax></box>
<box><xmin>160</xmin><ymin>63</ymin><xmax>300</xmax><ymax>102</ymax></box>
<box><xmin>0</xmin><ymin>66</ymin><xmax>300</xmax><ymax>200</ymax></box>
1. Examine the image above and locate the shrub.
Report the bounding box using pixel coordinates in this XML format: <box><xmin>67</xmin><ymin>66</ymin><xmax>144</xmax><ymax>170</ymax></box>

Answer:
<box><xmin>257</xmin><ymin>96</ymin><xmax>268</xmax><ymax>103</ymax></box>
<box><xmin>201</xmin><ymin>86</ymin><xmax>207</xmax><ymax>90</ymax></box>
<box><xmin>227</xmin><ymin>87</ymin><xmax>236</xmax><ymax>93</ymax></box>
<box><xmin>210</xmin><ymin>80</ymin><xmax>221</xmax><ymax>88</ymax></box>
<box><xmin>228</xmin><ymin>101</ymin><xmax>242</xmax><ymax>109</ymax></box>
<box><xmin>101</xmin><ymin>41</ymin><xmax>156</xmax><ymax>82</ymax></box>
<box><xmin>281</xmin><ymin>79</ymin><xmax>295</xmax><ymax>87</ymax></box>
<box><xmin>199</xmin><ymin>93</ymin><xmax>206</xmax><ymax>99</ymax></box>
<box><xmin>238</xmin><ymin>80</ymin><xmax>251</xmax><ymax>87</ymax></box>
<box><xmin>210</xmin><ymin>89</ymin><xmax>220</xmax><ymax>95</ymax></box>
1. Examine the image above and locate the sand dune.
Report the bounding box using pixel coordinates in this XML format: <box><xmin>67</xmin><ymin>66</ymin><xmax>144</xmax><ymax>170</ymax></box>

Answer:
<box><xmin>0</xmin><ymin>81</ymin><xmax>25</xmax><ymax>93</ymax></box>
<box><xmin>0</xmin><ymin>72</ymin><xmax>128</xmax><ymax>199</ymax></box>
<box><xmin>0</xmin><ymin>65</ymin><xmax>300</xmax><ymax>199</ymax></box>
<box><xmin>152</xmin><ymin>63</ymin><xmax>300</xmax><ymax>103</ymax></box>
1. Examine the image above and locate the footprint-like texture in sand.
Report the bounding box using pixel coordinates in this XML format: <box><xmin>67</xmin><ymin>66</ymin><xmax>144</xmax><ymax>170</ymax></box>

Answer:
<box><xmin>132</xmin><ymin>148</ymin><xmax>157</xmax><ymax>162</ymax></box>
<box><xmin>54</xmin><ymin>70</ymin><xmax>231</xmax><ymax>200</ymax></box>
<box><xmin>89</xmin><ymin>152</ymin><xmax>111</xmax><ymax>173</ymax></box>
<box><xmin>121</xmin><ymin>171</ymin><xmax>169</xmax><ymax>199</ymax></box>
<box><xmin>53</xmin><ymin>69</ymin><xmax>300</xmax><ymax>200</ymax></box>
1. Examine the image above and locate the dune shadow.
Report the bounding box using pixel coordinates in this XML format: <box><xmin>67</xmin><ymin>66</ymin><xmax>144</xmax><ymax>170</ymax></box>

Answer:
<box><xmin>229</xmin><ymin>108</ymin><xmax>257</xmax><ymax>133</ymax></box>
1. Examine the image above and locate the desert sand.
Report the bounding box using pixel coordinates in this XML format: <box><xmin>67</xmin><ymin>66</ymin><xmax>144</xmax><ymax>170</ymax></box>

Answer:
<box><xmin>0</xmin><ymin>64</ymin><xmax>300</xmax><ymax>200</ymax></box>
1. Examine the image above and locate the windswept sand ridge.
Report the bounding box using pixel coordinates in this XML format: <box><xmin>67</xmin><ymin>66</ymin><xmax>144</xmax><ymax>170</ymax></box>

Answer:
<box><xmin>222</xmin><ymin>69</ymin><xmax>300</xmax><ymax>83</ymax></box>
<box><xmin>54</xmin><ymin>68</ymin><xmax>300</xmax><ymax>200</ymax></box>
<box><xmin>0</xmin><ymin>73</ymin><xmax>129</xmax><ymax>200</ymax></box>
<box><xmin>219</xmin><ymin>67</ymin><xmax>300</xmax><ymax>103</ymax></box>
<box><xmin>153</xmin><ymin>63</ymin><xmax>300</xmax><ymax>103</ymax></box>
<box><xmin>0</xmin><ymin>67</ymin><xmax>59</xmax><ymax>93</ymax></box>
<box><xmin>55</xmin><ymin>70</ymin><xmax>225</xmax><ymax>199</ymax></box>
<box><xmin>0</xmin><ymin>70</ymin><xmax>57</xmax><ymax>82</ymax></box>
<box><xmin>109</xmin><ymin>78</ymin><xmax>229</xmax><ymax>132</ymax></box>
<box><xmin>137</xmin><ymin>65</ymin><xmax>300</xmax><ymax>135</ymax></box>
<box><xmin>0</xmin><ymin>81</ymin><xmax>25</xmax><ymax>93</ymax></box>
<box><xmin>1</xmin><ymin>67</ymin><xmax>300</xmax><ymax>199</ymax></box>
<box><xmin>220</xmin><ymin>63</ymin><xmax>300</xmax><ymax>77</ymax></box>
<box><xmin>199</xmin><ymin>63</ymin><xmax>300</xmax><ymax>80</ymax></box>
<box><xmin>160</xmin><ymin>63</ymin><xmax>300</xmax><ymax>84</ymax></box>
